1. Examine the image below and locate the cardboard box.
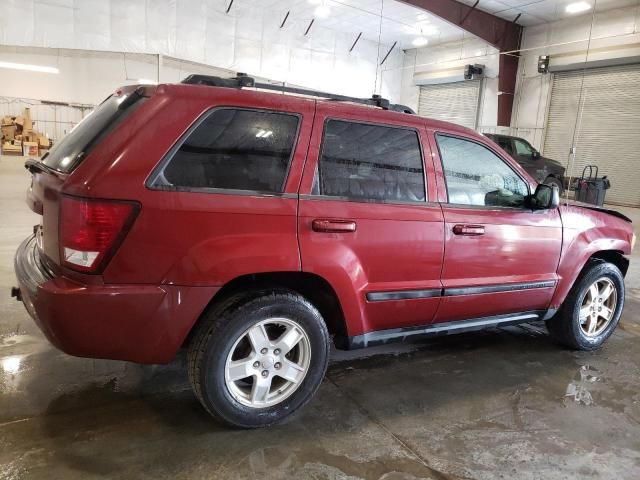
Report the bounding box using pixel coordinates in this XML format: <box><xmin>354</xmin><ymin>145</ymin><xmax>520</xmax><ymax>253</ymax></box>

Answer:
<box><xmin>38</xmin><ymin>135</ymin><xmax>50</xmax><ymax>149</ymax></box>
<box><xmin>23</xmin><ymin>108</ymin><xmax>33</xmax><ymax>131</ymax></box>
<box><xmin>23</xmin><ymin>141</ymin><xmax>38</xmax><ymax>157</ymax></box>
<box><xmin>1</xmin><ymin>125</ymin><xmax>16</xmax><ymax>140</ymax></box>
<box><xmin>2</xmin><ymin>142</ymin><xmax>23</xmax><ymax>156</ymax></box>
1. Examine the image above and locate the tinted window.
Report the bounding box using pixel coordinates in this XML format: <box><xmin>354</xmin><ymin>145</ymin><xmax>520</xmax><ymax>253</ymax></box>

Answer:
<box><xmin>496</xmin><ymin>137</ymin><xmax>514</xmax><ymax>155</ymax></box>
<box><xmin>436</xmin><ymin>134</ymin><xmax>528</xmax><ymax>208</ymax></box>
<box><xmin>43</xmin><ymin>91</ymin><xmax>145</xmax><ymax>173</ymax></box>
<box><xmin>514</xmin><ymin>138</ymin><xmax>535</xmax><ymax>156</ymax></box>
<box><xmin>315</xmin><ymin>120</ymin><xmax>425</xmax><ymax>203</ymax></box>
<box><xmin>154</xmin><ymin>109</ymin><xmax>299</xmax><ymax>193</ymax></box>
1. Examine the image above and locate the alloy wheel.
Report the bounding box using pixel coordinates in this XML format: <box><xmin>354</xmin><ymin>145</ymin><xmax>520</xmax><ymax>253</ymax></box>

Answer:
<box><xmin>579</xmin><ymin>277</ymin><xmax>618</xmax><ymax>337</ymax></box>
<box><xmin>224</xmin><ymin>317</ymin><xmax>311</xmax><ymax>408</ymax></box>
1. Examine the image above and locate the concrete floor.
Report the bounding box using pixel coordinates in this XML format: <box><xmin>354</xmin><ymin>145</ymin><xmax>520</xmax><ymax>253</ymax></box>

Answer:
<box><xmin>1</xmin><ymin>155</ymin><xmax>640</xmax><ymax>480</ymax></box>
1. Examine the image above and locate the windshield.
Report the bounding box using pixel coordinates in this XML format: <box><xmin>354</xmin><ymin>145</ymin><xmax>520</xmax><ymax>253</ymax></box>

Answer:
<box><xmin>42</xmin><ymin>91</ymin><xmax>144</xmax><ymax>173</ymax></box>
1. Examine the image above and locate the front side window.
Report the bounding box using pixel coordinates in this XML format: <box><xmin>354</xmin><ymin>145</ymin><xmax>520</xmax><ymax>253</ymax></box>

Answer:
<box><xmin>151</xmin><ymin>109</ymin><xmax>299</xmax><ymax>193</ymax></box>
<box><xmin>496</xmin><ymin>137</ymin><xmax>514</xmax><ymax>155</ymax></box>
<box><xmin>436</xmin><ymin>134</ymin><xmax>529</xmax><ymax>208</ymax></box>
<box><xmin>315</xmin><ymin>120</ymin><xmax>425</xmax><ymax>203</ymax></box>
<box><xmin>514</xmin><ymin>138</ymin><xmax>535</xmax><ymax>156</ymax></box>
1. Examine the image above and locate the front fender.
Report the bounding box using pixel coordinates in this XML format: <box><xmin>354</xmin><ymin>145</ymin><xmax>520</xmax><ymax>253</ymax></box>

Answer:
<box><xmin>551</xmin><ymin>205</ymin><xmax>633</xmax><ymax>308</ymax></box>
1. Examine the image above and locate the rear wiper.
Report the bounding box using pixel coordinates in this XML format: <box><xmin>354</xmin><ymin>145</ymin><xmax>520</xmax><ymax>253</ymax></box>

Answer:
<box><xmin>24</xmin><ymin>158</ymin><xmax>57</xmax><ymax>175</ymax></box>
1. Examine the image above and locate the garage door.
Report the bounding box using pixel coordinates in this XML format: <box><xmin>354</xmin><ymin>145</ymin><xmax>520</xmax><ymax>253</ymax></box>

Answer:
<box><xmin>543</xmin><ymin>63</ymin><xmax>640</xmax><ymax>206</ymax></box>
<box><xmin>417</xmin><ymin>79</ymin><xmax>481</xmax><ymax>130</ymax></box>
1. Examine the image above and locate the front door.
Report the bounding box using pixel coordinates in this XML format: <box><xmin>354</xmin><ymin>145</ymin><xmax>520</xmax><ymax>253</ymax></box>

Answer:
<box><xmin>297</xmin><ymin>103</ymin><xmax>444</xmax><ymax>337</ymax></box>
<box><xmin>430</xmin><ymin>131</ymin><xmax>563</xmax><ymax>323</ymax></box>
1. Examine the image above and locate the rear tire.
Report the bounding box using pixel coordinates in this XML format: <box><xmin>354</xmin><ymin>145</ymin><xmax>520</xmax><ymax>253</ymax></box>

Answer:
<box><xmin>546</xmin><ymin>260</ymin><xmax>624</xmax><ymax>350</ymax></box>
<box><xmin>187</xmin><ymin>290</ymin><xmax>330</xmax><ymax>428</ymax></box>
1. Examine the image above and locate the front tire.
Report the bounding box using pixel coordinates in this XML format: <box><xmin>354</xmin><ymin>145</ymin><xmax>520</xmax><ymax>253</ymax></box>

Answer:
<box><xmin>546</xmin><ymin>260</ymin><xmax>624</xmax><ymax>350</ymax></box>
<box><xmin>544</xmin><ymin>176</ymin><xmax>564</xmax><ymax>196</ymax></box>
<box><xmin>188</xmin><ymin>290</ymin><xmax>330</xmax><ymax>428</ymax></box>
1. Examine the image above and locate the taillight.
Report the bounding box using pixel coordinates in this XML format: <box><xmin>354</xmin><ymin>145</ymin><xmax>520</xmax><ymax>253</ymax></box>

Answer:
<box><xmin>59</xmin><ymin>195</ymin><xmax>139</xmax><ymax>273</ymax></box>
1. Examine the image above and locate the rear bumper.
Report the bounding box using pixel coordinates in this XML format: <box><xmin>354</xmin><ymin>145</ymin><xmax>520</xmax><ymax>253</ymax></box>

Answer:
<box><xmin>14</xmin><ymin>235</ymin><xmax>218</xmax><ymax>364</ymax></box>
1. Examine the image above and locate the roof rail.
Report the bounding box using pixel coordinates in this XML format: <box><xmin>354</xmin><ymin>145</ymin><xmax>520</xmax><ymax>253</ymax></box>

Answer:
<box><xmin>181</xmin><ymin>73</ymin><xmax>415</xmax><ymax>114</ymax></box>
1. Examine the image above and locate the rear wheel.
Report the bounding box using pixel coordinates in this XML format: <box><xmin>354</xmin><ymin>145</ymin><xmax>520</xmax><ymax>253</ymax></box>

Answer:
<box><xmin>188</xmin><ymin>290</ymin><xmax>330</xmax><ymax>428</ymax></box>
<box><xmin>546</xmin><ymin>260</ymin><xmax>624</xmax><ymax>350</ymax></box>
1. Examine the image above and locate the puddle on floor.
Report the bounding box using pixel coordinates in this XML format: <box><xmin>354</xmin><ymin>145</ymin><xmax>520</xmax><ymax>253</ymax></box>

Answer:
<box><xmin>564</xmin><ymin>365</ymin><xmax>601</xmax><ymax>406</ymax></box>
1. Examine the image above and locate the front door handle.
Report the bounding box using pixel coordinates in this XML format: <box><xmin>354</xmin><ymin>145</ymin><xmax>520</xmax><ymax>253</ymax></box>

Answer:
<box><xmin>452</xmin><ymin>224</ymin><xmax>485</xmax><ymax>236</ymax></box>
<box><xmin>312</xmin><ymin>219</ymin><xmax>357</xmax><ymax>233</ymax></box>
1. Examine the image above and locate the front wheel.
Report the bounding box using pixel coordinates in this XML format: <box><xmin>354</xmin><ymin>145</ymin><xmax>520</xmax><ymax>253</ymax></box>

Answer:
<box><xmin>188</xmin><ymin>290</ymin><xmax>330</xmax><ymax>428</ymax></box>
<box><xmin>546</xmin><ymin>260</ymin><xmax>624</xmax><ymax>350</ymax></box>
<box><xmin>544</xmin><ymin>176</ymin><xmax>564</xmax><ymax>196</ymax></box>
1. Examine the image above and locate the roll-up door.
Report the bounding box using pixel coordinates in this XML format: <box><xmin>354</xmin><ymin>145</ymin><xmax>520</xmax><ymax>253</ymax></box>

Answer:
<box><xmin>417</xmin><ymin>80</ymin><xmax>481</xmax><ymax>130</ymax></box>
<box><xmin>543</xmin><ymin>63</ymin><xmax>640</xmax><ymax>206</ymax></box>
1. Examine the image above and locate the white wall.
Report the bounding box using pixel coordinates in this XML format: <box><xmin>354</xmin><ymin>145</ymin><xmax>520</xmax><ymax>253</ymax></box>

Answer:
<box><xmin>511</xmin><ymin>4</ymin><xmax>640</xmax><ymax>151</ymax></box>
<box><xmin>0</xmin><ymin>0</ymin><xmax>404</xmax><ymax>104</ymax></box>
<box><xmin>400</xmin><ymin>36</ymin><xmax>500</xmax><ymax>130</ymax></box>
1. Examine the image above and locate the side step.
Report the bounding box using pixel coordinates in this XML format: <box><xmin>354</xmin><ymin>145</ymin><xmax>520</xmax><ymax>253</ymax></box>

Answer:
<box><xmin>347</xmin><ymin>311</ymin><xmax>548</xmax><ymax>349</ymax></box>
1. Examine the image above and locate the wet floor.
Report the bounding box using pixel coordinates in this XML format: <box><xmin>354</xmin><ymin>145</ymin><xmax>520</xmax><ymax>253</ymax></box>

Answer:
<box><xmin>2</xmin><ymin>156</ymin><xmax>640</xmax><ymax>479</ymax></box>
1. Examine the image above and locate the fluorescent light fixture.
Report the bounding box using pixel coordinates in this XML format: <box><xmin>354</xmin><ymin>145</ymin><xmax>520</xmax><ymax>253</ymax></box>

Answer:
<box><xmin>412</xmin><ymin>37</ymin><xmax>429</xmax><ymax>47</ymax></box>
<box><xmin>314</xmin><ymin>5</ymin><xmax>331</xmax><ymax>18</ymax></box>
<box><xmin>0</xmin><ymin>61</ymin><xmax>59</xmax><ymax>74</ymax></box>
<box><xmin>137</xmin><ymin>78</ymin><xmax>157</xmax><ymax>84</ymax></box>
<box><xmin>566</xmin><ymin>2</ymin><xmax>591</xmax><ymax>13</ymax></box>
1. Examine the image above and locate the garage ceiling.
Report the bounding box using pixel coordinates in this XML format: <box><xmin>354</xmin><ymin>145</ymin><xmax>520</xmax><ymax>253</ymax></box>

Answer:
<box><xmin>245</xmin><ymin>0</ymin><xmax>640</xmax><ymax>50</ymax></box>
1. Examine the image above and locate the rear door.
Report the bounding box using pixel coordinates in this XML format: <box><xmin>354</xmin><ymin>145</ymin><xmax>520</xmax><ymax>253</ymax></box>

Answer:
<box><xmin>430</xmin><ymin>131</ymin><xmax>562</xmax><ymax>323</ymax></box>
<box><xmin>298</xmin><ymin>103</ymin><xmax>444</xmax><ymax>337</ymax></box>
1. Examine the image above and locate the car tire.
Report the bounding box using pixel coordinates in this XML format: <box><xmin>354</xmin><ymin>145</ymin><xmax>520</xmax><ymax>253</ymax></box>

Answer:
<box><xmin>187</xmin><ymin>289</ymin><xmax>330</xmax><ymax>428</ymax></box>
<box><xmin>544</xmin><ymin>176</ymin><xmax>564</xmax><ymax>196</ymax></box>
<box><xmin>544</xmin><ymin>177</ymin><xmax>564</xmax><ymax>196</ymax></box>
<box><xmin>546</xmin><ymin>259</ymin><xmax>624</xmax><ymax>350</ymax></box>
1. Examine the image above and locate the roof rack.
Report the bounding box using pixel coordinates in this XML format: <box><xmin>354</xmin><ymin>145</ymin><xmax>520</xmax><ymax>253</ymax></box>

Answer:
<box><xmin>181</xmin><ymin>73</ymin><xmax>415</xmax><ymax>114</ymax></box>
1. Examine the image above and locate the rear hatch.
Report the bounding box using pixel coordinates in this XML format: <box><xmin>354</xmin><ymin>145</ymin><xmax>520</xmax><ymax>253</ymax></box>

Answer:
<box><xmin>26</xmin><ymin>86</ymin><xmax>146</xmax><ymax>273</ymax></box>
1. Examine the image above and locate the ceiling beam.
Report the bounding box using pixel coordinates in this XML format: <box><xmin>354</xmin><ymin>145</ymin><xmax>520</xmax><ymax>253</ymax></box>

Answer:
<box><xmin>399</xmin><ymin>0</ymin><xmax>523</xmax><ymax>127</ymax></box>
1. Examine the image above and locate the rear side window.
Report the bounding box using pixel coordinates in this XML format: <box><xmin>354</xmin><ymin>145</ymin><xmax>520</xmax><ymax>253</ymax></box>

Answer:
<box><xmin>314</xmin><ymin>119</ymin><xmax>425</xmax><ymax>203</ymax></box>
<box><xmin>43</xmin><ymin>91</ymin><xmax>145</xmax><ymax>173</ymax></box>
<box><xmin>151</xmin><ymin>109</ymin><xmax>299</xmax><ymax>193</ymax></box>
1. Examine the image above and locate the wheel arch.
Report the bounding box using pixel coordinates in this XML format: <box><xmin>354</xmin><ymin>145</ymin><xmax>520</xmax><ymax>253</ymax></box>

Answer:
<box><xmin>184</xmin><ymin>271</ymin><xmax>350</xmax><ymax>350</ymax></box>
<box><xmin>551</xmin><ymin>248</ymin><xmax>629</xmax><ymax>309</ymax></box>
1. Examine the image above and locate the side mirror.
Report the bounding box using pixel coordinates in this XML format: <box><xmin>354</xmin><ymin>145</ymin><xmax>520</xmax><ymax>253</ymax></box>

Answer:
<box><xmin>532</xmin><ymin>151</ymin><xmax>540</xmax><ymax>159</ymax></box>
<box><xmin>530</xmin><ymin>183</ymin><xmax>559</xmax><ymax>210</ymax></box>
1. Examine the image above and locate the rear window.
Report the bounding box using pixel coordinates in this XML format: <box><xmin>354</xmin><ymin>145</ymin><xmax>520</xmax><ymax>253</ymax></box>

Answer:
<box><xmin>149</xmin><ymin>108</ymin><xmax>300</xmax><ymax>193</ymax></box>
<box><xmin>42</xmin><ymin>91</ymin><xmax>145</xmax><ymax>173</ymax></box>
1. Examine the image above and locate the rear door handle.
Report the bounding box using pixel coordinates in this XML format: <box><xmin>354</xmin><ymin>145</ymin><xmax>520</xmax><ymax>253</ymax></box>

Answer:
<box><xmin>312</xmin><ymin>219</ymin><xmax>357</xmax><ymax>233</ymax></box>
<box><xmin>452</xmin><ymin>224</ymin><xmax>485</xmax><ymax>236</ymax></box>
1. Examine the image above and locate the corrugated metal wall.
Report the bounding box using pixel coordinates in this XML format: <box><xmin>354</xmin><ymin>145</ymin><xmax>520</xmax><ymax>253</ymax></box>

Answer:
<box><xmin>418</xmin><ymin>80</ymin><xmax>481</xmax><ymax>130</ymax></box>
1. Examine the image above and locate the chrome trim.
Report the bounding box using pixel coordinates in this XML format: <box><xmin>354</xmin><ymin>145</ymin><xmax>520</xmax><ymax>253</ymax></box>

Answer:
<box><xmin>443</xmin><ymin>280</ymin><xmax>556</xmax><ymax>296</ymax></box>
<box><xmin>299</xmin><ymin>194</ymin><xmax>438</xmax><ymax>207</ymax></box>
<box><xmin>348</xmin><ymin>311</ymin><xmax>544</xmax><ymax>349</ymax></box>
<box><xmin>367</xmin><ymin>289</ymin><xmax>441</xmax><ymax>302</ymax></box>
<box><xmin>150</xmin><ymin>186</ymin><xmax>298</xmax><ymax>199</ymax></box>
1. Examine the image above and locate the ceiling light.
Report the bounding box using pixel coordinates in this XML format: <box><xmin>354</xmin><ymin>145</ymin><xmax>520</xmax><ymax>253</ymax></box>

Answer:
<box><xmin>412</xmin><ymin>37</ymin><xmax>429</xmax><ymax>47</ymax></box>
<box><xmin>0</xmin><ymin>61</ymin><xmax>59</xmax><ymax>74</ymax></box>
<box><xmin>314</xmin><ymin>5</ymin><xmax>330</xmax><ymax>18</ymax></box>
<box><xmin>566</xmin><ymin>2</ymin><xmax>591</xmax><ymax>13</ymax></box>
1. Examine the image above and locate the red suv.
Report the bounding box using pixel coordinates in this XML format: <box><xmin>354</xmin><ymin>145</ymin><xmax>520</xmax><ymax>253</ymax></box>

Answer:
<box><xmin>13</xmin><ymin>74</ymin><xmax>635</xmax><ymax>428</ymax></box>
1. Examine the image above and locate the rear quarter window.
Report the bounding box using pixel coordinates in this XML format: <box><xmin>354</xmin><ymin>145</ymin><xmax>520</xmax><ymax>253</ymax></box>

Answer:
<box><xmin>149</xmin><ymin>108</ymin><xmax>300</xmax><ymax>194</ymax></box>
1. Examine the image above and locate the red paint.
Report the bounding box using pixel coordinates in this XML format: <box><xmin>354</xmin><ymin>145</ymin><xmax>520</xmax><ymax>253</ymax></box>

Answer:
<box><xmin>15</xmin><ymin>83</ymin><xmax>634</xmax><ymax>363</ymax></box>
